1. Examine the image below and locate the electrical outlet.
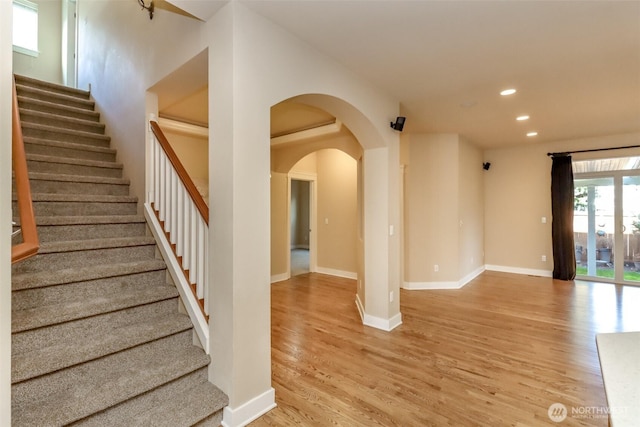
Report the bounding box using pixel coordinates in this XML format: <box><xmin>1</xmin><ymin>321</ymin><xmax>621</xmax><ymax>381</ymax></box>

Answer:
<box><xmin>541</xmin><ymin>255</ymin><xmax>547</xmax><ymax>262</ymax></box>
<box><xmin>389</xmin><ymin>291</ymin><xmax>394</xmax><ymax>302</ymax></box>
<box><xmin>434</xmin><ymin>264</ymin><xmax>439</xmax><ymax>272</ymax></box>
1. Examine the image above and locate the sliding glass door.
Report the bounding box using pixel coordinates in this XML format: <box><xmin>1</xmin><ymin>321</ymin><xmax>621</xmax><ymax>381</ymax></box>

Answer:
<box><xmin>573</xmin><ymin>157</ymin><xmax>640</xmax><ymax>284</ymax></box>
<box><xmin>574</xmin><ymin>177</ymin><xmax>614</xmax><ymax>279</ymax></box>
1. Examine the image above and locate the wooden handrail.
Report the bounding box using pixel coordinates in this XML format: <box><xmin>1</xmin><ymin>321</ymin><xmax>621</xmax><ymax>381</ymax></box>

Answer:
<box><xmin>149</xmin><ymin>121</ymin><xmax>209</xmax><ymax>224</ymax></box>
<box><xmin>11</xmin><ymin>77</ymin><xmax>39</xmax><ymax>263</ymax></box>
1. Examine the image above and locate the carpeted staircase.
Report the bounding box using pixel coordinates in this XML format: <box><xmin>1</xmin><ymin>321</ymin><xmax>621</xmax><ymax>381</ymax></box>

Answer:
<box><xmin>11</xmin><ymin>74</ymin><xmax>228</xmax><ymax>426</ymax></box>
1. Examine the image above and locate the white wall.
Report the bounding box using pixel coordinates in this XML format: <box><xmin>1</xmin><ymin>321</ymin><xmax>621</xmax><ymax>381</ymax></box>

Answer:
<box><xmin>13</xmin><ymin>0</ymin><xmax>63</xmax><ymax>84</ymax></box>
<box><xmin>316</xmin><ymin>149</ymin><xmax>358</xmax><ymax>276</ymax></box>
<box><xmin>403</xmin><ymin>134</ymin><xmax>485</xmax><ymax>288</ymax></box>
<box><xmin>484</xmin><ymin>132</ymin><xmax>640</xmax><ymax>275</ymax></box>
<box><xmin>1</xmin><ymin>2</ymin><xmax>13</xmax><ymax>423</ymax></box>
<box><xmin>77</xmin><ymin>0</ymin><xmax>204</xmax><ymax>211</ymax></box>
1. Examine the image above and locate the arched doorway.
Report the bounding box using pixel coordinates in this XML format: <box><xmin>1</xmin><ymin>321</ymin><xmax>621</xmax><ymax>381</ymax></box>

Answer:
<box><xmin>270</xmin><ymin>100</ymin><xmax>363</xmax><ymax>284</ymax></box>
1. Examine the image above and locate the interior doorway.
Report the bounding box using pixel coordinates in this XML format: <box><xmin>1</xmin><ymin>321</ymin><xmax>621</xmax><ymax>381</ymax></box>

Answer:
<box><xmin>288</xmin><ymin>173</ymin><xmax>317</xmax><ymax>277</ymax></box>
<box><xmin>61</xmin><ymin>0</ymin><xmax>78</xmax><ymax>88</ymax></box>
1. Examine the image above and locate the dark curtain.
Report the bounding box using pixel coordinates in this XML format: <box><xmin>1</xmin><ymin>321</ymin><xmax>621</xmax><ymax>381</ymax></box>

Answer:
<box><xmin>551</xmin><ymin>155</ymin><xmax>576</xmax><ymax>280</ymax></box>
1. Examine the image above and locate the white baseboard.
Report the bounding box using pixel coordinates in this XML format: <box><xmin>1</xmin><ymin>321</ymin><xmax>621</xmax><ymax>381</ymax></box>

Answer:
<box><xmin>485</xmin><ymin>264</ymin><xmax>553</xmax><ymax>277</ymax></box>
<box><xmin>221</xmin><ymin>387</ymin><xmax>276</xmax><ymax>427</ymax></box>
<box><xmin>403</xmin><ymin>266</ymin><xmax>485</xmax><ymax>290</ymax></box>
<box><xmin>403</xmin><ymin>280</ymin><xmax>460</xmax><ymax>290</ymax></box>
<box><xmin>316</xmin><ymin>266</ymin><xmax>357</xmax><ymax>280</ymax></box>
<box><xmin>355</xmin><ymin>294</ymin><xmax>402</xmax><ymax>332</ymax></box>
<box><xmin>270</xmin><ymin>272</ymin><xmax>289</xmax><ymax>283</ymax></box>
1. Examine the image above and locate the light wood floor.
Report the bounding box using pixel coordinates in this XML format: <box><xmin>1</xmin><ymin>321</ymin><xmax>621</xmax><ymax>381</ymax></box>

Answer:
<box><xmin>250</xmin><ymin>271</ymin><xmax>640</xmax><ymax>426</ymax></box>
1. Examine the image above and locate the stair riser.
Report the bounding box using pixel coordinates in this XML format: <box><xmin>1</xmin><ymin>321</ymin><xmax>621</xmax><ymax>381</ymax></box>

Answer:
<box><xmin>25</xmin><ymin>179</ymin><xmax>130</xmax><ymax>196</ymax></box>
<box><xmin>15</xmin><ymin>200</ymin><xmax>138</xmax><ymax>217</ymax></box>
<box><xmin>25</xmin><ymin>142</ymin><xmax>116</xmax><ymax>162</ymax></box>
<box><xmin>16</xmin><ymin>87</ymin><xmax>94</xmax><ymax>110</ymax></box>
<box><xmin>12</xmin><ymin>244</ymin><xmax>157</xmax><ymax>275</ymax></box>
<box><xmin>13</xmin><ymin>280</ymin><xmax>172</xmax><ymax>316</ymax></box>
<box><xmin>17</xmin><ymin>97</ymin><xmax>100</xmax><ymax>123</ymax></box>
<box><xmin>35</xmin><ymin>222</ymin><xmax>147</xmax><ymax>243</ymax></box>
<box><xmin>27</xmin><ymin>159</ymin><xmax>123</xmax><ymax>179</ymax></box>
<box><xmin>20</xmin><ymin>112</ymin><xmax>105</xmax><ymax>135</ymax></box>
<box><xmin>22</xmin><ymin>127</ymin><xmax>110</xmax><ymax>148</ymax></box>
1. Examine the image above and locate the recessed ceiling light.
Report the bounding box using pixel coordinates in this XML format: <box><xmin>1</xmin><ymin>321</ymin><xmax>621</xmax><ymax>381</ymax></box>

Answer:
<box><xmin>500</xmin><ymin>88</ymin><xmax>517</xmax><ymax>96</ymax></box>
<box><xmin>527</xmin><ymin>131</ymin><xmax>538</xmax><ymax>137</ymax></box>
<box><xmin>516</xmin><ymin>115</ymin><xmax>530</xmax><ymax>121</ymax></box>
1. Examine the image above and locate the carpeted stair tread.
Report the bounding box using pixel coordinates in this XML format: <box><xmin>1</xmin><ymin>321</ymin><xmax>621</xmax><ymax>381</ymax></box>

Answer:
<box><xmin>33</xmin><ymin>214</ymin><xmax>145</xmax><ymax>226</ymax></box>
<box><xmin>11</xmin><ymin>332</ymin><xmax>210</xmax><ymax>427</ymax></box>
<box><xmin>13</xmin><ymin>299</ymin><xmax>178</xmax><ymax>353</ymax></box>
<box><xmin>26</xmin><ymin>153</ymin><xmax>123</xmax><ymax>171</ymax></box>
<box><xmin>24</xmin><ymin>136</ymin><xmax>116</xmax><ymax>156</ymax></box>
<box><xmin>15</xmin><ymin>84</ymin><xmax>94</xmax><ymax>110</ymax></box>
<box><xmin>12</xmin><ymin>312</ymin><xmax>192</xmax><ymax>383</ymax></box>
<box><xmin>11</xmin><ymin>259</ymin><xmax>167</xmax><ymax>291</ymax></box>
<box><xmin>81</xmin><ymin>378</ymin><xmax>229</xmax><ymax>427</ymax></box>
<box><xmin>25</xmin><ymin>192</ymin><xmax>137</xmax><ymax>203</ymax></box>
<box><xmin>12</xmin><ymin>268</ymin><xmax>168</xmax><ymax>311</ymax></box>
<box><xmin>15</xmin><ymin>74</ymin><xmax>91</xmax><ymax>99</ymax></box>
<box><xmin>37</xmin><ymin>235</ymin><xmax>156</xmax><ymax>254</ymax></box>
<box><xmin>28</xmin><ymin>171</ymin><xmax>129</xmax><ymax>185</ymax></box>
<box><xmin>27</xmin><ymin>215</ymin><xmax>147</xmax><ymax>242</ymax></box>
<box><xmin>21</xmin><ymin>122</ymin><xmax>111</xmax><ymax>146</ymax></box>
<box><xmin>14</xmin><ymin>193</ymin><xmax>139</xmax><ymax>217</ymax></box>
<box><xmin>17</xmin><ymin>95</ymin><xmax>100</xmax><ymax>122</ymax></box>
<box><xmin>12</xmin><ymin>283</ymin><xmax>180</xmax><ymax>333</ymax></box>
<box><xmin>20</xmin><ymin>108</ymin><xmax>106</xmax><ymax>134</ymax></box>
<box><xmin>11</xmin><ymin>239</ymin><xmax>157</xmax><ymax>275</ymax></box>
<box><xmin>75</xmin><ymin>368</ymin><xmax>227</xmax><ymax>427</ymax></box>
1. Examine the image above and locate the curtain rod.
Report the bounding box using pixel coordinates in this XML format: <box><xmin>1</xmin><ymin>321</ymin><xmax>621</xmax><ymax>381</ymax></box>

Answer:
<box><xmin>547</xmin><ymin>144</ymin><xmax>640</xmax><ymax>157</ymax></box>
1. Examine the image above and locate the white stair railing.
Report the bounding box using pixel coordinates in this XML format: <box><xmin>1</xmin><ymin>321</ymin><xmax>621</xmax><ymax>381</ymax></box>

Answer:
<box><xmin>144</xmin><ymin>120</ymin><xmax>209</xmax><ymax>351</ymax></box>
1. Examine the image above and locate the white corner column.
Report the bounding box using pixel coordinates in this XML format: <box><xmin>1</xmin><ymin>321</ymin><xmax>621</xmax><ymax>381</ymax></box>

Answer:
<box><xmin>360</xmin><ymin>141</ymin><xmax>402</xmax><ymax>331</ymax></box>
<box><xmin>207</xmin><ymin>4</ymin><xmax>275</xmax><ymax>426</ymax></box>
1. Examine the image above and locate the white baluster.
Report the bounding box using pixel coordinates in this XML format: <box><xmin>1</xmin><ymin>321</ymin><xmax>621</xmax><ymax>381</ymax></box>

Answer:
<box><xmin>203</xmin><ymin>225</ymin><xmax>209</xmax><ymax>315</ymax></box>
<box><xmin>196</xmin><ymin>216</ymin><xmax>205</xmax><ymax>298</ymax></box>
<box><xmin>159</xmin><ymin>152</ymin><xmax>166</xmax><ymax>222</ymax></box>
<box><xmin>189</xmin><ymin>206</ymin><xmax>197</xmax><ymax>285</ymax></box>
<box><xmin>183</xmin><ymin>201</ymin><xmax>191</xmax><ymax>272</ymax></box>
<box><xmin>170</xmin><ymin>170</ymin><xmax>177</xmax><ymax>243</ymax></box>
<box><xmin>175</xmin><ymin>181</ymin><xmax>184</xmax><ymax>258</ymax></box>
<box><xmin>153</xmin><ymin>139</ymin><xmax>160</xmax><ymax>210</ymax></box>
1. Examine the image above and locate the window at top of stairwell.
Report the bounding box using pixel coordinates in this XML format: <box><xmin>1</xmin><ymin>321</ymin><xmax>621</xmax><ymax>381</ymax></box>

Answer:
<box><xmin>13</xmin><ymin>0</ymin><xmax>38</xmax><ymax>57</ymax></box>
